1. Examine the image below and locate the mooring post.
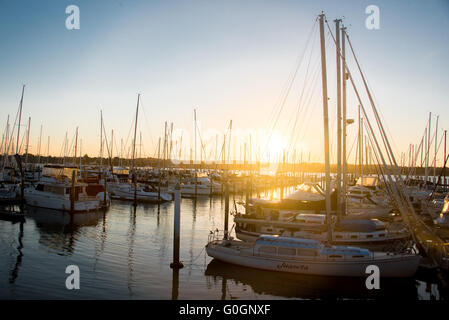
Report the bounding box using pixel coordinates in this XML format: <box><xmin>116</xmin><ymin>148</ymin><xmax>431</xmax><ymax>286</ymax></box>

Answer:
<box><xmin>210</xmin><ymin>173</ymin><xmax>213</xmax><ymax>197</ymax></box>
<box><xmin>171</xmin><ymin>267</ymin><xmax>180</xmax><ymax>300</ymax></box>
<box><xmin>103</xmin><ymin>169</ymin><xmax>107</xmax><ymax>207</ymax></box>
<box><xmin>245</xmin><ymin>176</ymin><xmax>249</xmax><ymax>214</ymax></box>
<box><xmin>170</xmin><ymin>183</ymin><xmax>184</xmax><ymax>269</ymax></box>
<box><xmin>224</xmin><ymin>179</ymin><xmax>229</xmax><ymax>240</ymax></box>
<box><xmin>70</xmin><ymin>169</ymin><xmax>76</xmax><ymax>213</ymax></box>
<box><xmin>158</xmin><ymin>170</ymin><xmax>161</xmax><ymax>202</ymax></box>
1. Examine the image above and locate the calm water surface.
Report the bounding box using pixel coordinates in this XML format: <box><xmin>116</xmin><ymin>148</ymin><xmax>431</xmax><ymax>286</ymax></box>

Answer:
<box><xmin>0</xmin><ymin>192</ymin><xmax>444</xmax><ymax>300</ymax></box>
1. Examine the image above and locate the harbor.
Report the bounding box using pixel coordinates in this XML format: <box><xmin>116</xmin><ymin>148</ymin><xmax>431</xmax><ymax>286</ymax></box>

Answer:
<box><xmin>0</xmin><ymin>195</ymin><xmax>444</xmax><ymax>300</ymax></box>
<box><xmin>1</xmin><ymin>1</ymin><xmax>449</xmax><ymax>304</ymax></box>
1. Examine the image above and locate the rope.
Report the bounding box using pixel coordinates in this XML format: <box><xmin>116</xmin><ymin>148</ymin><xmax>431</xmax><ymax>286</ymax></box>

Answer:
<box><xmin>264</xmin><ymin>19</ymin><xmax>318</xmax><ymax>153</ymax></box>
<box><xmin>182</xmin><ymin>246</ymin><xmax>206</xmax><ymax>265</ymax></box>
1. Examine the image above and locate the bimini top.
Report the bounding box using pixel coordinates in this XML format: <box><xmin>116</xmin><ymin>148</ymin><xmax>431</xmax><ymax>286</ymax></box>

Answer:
<box><xmin>255</xmin><ymin>235</ymin><xmax>320</xmax><ymax>249</ymax></box>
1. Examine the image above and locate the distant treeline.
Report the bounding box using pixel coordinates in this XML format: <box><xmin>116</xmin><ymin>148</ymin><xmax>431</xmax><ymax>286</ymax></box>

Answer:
<box><xmin>1</xmin><ymin>153</ymin><xmax>446</xmax><ymax>175</ymax></box>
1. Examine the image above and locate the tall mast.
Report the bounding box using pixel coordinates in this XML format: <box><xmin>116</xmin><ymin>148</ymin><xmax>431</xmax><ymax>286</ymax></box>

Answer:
<box><xmin>434</xmin><ymin>115</ymin><xmax>439</xmax><ymax>187</ymax></box>
<box><xmin>335</xmin><ymin>18</ymin><xmax>342</xmax><ymax>219</ymax></box>
<box><xmin>79</xmin><ymin>138</ymin><xmax>82</xmax><ymax>176</ymax></box>
<box><xmin>63</xmin><ymin>131</ymin><xmax>68</xmax><ymax>166</ymax></box>
<box><xmin>25</xmin><ymin>117</ymin><xmax>31</xmax><ymax>165</ymax></box>
<box><xmin>74</xmin><ymin>126</ymin><xmax>78</xmax><ymax>165</ymax></box>
<box><xmin>37</xmin><ymin>124</ymin><xmax>43</xmax><ymax>164</ymax></box>
<box><xmin>319</xmin><ymin>13</ymin><xmax>332</xmax><ymax>242</ymax></box>
<box><xmin>194</xmin><ymin>109</ymin><xmax>197</xmax><ymax>195</ymax></box>
<box><xmin>16</xmin><ymin>85</ymin><xmax>25</xmax><ymax>155</ymax></box>
<box><xmin>157</xmin><ymin>137</ymin><xmax>161</xmax><ymax>168</ymax></box>
<box><xmin>163</xmin><ymin>122</ymin><xmax>167</xmax><ymax>171</ymax></box>
<box><xmin>46</xmin><ymin>136</ymin><xmax>50</xmax><ymax>164</ymax></box>
<box><xmin>228</xmin><ymin>120</ymin><xmax>233</xmax><ymax>164</ymax></box>
<box><xmin>132</xmin><ymin>95</ymin><xmax>140</xmax><ymax>172</ymax></box>
<box><xmin>120</xmin><ymin>138</ymin><xmax>123</xmax><ymax>167</ymax></box>
<box><xmin>3</xmin><ymin>115</ymin><xmax>10</xmax><ymax>167</ymax></box>
<box><xmin>100</xmin><ymin>110</ymin><xmax>103</xmax><ymax>167</ymax></box>
<box><xmin>139</xmin><ymin>131</ymin><xmax>142</xmax><ymax>162</ymax></box>
<box><xmin>111</xmin><ymin>129</ymin><xmax>114</xmax><ymax>170</ymax></box>
<box><xmin>444</xmin><ymin>130</ymin><xmax>447</xmax><ymax>192</ymax></box>
<box><xmin>170</xmin><ymin>122</ymin><xmax>174</xmax><ymax>167</ymax></box>
<box><xmin>194</xmin><ymin>109</ymin><xmax>197</xmax><ymax>167</ymax></box>
<box><xmin>341</xmin><ymin>25</ymin><xmax>348</xmax><ymax>216</ymax></box>
<box><xmin>358</xmin><ymin>106</ymin><xmax>364</xmax><ymax>184</ymax></box>
<box><xmin>132</xmin><ymin>94</ymin><xmax>140</xmax><ymax>204</ymax></box>
<box><xmin>425</xmin><ymin>112</ymin><xmax>431</xmax><ymax>185</ymax></box>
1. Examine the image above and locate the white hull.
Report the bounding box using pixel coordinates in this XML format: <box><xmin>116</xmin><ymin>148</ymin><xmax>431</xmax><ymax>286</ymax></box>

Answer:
<box><xmin>108</xmin><ymin>183</ymin><xmax>172</xmax><ymax>202</ymax></box>
<box><xmin>206</xmin><ymin>243</ymin><xmax>419</xmax><ymax>277</ymax></box>
<box><xmin>181</xmin><ymin>185</ymin><xmax>211</xmax><ymax>196</ymax></box>
<box><xmin>24</xmin><ymin>189</ymin><xmax>100</xmax><ymax>212</ymax></box>
<box><xmin>111</xmin><ymin>189</ymin><xmax>172</xmax><ymax>202</ymax></box>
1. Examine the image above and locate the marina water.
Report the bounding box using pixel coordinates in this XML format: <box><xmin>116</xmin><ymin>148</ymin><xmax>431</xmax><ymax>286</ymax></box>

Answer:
<box><xmin>0</xmin><ymin>193</ymin><xmax>443</xmax><ymax>300</ymax></box>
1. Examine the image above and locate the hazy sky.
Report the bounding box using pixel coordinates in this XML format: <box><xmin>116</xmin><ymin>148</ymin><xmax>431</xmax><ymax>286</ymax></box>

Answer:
<box><xmin>0</xmin><ymin>0</ymin><xmax>448</xmax><ymax>165</ymax></box>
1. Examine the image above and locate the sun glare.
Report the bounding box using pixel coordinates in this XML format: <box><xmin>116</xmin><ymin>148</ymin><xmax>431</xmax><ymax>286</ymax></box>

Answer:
<box><xmin>267</xmin><ymin>134</ymin><xmax>287</xmax><ymax>161</ymax></box>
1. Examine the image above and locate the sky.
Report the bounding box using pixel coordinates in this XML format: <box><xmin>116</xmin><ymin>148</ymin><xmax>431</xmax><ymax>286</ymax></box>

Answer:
<box><xmin>0</xmin><ymin>0</ymin><xmax>448</xmax><ymax>165</ymax></box>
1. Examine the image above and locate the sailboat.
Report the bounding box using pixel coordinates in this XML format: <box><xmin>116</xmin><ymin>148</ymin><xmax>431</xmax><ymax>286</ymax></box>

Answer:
<box><xmin>206</xmin><ymin>13</ymin><xmax>420</xmax><ymax>277</ymax></box>
<box><xmin>108</xmin><ymin>95</ymin><xmax>172</xmax><ymax>204</ymax></box>
<box><xmin>206</xmin><ymin>233</ymin><xmax>419</xmax><ymax>277</ymax></box>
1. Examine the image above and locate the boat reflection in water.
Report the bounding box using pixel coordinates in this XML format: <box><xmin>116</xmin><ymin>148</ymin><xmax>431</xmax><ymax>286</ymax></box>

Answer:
<box><xmin>25</xmin><ymin>205</ymin><xmax>105</xmax><ymax>255</ymax></box>
<box><xmin>205</xmin><ymin>259</ymin><xmax>419</xmax><ymax>300</ymax></box>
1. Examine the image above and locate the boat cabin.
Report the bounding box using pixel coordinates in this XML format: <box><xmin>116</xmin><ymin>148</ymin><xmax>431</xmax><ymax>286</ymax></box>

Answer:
<box><xmin>254</xmin><ymin>235</ymin><xmax>371</xmax><ymax>259</ymax></box>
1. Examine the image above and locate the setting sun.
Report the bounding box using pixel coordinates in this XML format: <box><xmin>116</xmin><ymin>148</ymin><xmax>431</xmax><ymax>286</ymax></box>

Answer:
<box><xmin>267</xmin><ymin>134</ymin><xmax>287</xmax><ymax>161</ymax></box>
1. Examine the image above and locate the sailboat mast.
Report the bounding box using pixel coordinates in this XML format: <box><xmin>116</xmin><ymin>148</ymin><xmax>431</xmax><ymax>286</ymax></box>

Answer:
<box><xmin>341</xmin><ymin>25</ymin><xmax>348</xmax><ymax>216</ymax></box>
<box><xmin>319</xmin><ymin>13</ymin><xmax>332</xmax><ymax>242</ymax></box>
<box><xmin>3</xmin><ymin>115</ymin><xmax>10</xmax><ymax>167</ymax></box>
<box><xmin>16</xmin><ymin>85</ymin><xmax>25</xmax><ymax>156</ymax></box>
<box><xmin>425</xmin><ymin>112</ymin><xmax>431</xmax><ymax>185</ymax></box>
<box><xmin>445</xmin><ymin>130</ymin><xmax>447</xmax><ymax>192</ymax></box>
<box><xmin>132</xmin><ymin>94</ymin><xmax>140</xmax><ymax>204</ymax></box>
<box><xmin>25</xmin><ymin>117</ymin><xmax>31</xmax><ymax>165</ymax></box>
<box><xmin>100</xmin><ymin>110</ymin><xmax>103</xmax><ymax>168</ymax></box>
<box><xmin>37</xmin><ymin>124</ymin><xmax>43</xmax><ymax>164</ymax></box>
<box><xmin>434</xmin><ymin>115</ymin><xmax>439</xmax><ymax>187</ymax></box>
<box><xmin>46</xmin><ymin>136</ymin><xmax>50</xmax><ymax>164</ymax></box>
<box><xmin>335</xmin><ymin>18</ymin><xmax>342</xmax><ymax>219</ymax></box>
<box><xmin>111</xmin><ymin>129</ymin><xmax>114</xmax><ymax>170</ymax></box>
<box><xmin>74</xmin><ymin>126</ymin><xmax>78</xmax><ymax>165</ymax></box>
<box><xmin>358</xmin><ymin>105</ymin><xmax>363</xmax><ymax>184</ymax></box>
<box><xmin>194</xmin><ymin>109</ymin><xmax>197</xmax><ymax>195</ymax></box>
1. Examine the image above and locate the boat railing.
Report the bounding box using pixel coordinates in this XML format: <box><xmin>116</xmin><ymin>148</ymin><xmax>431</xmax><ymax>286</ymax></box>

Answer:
<box><xmin>208</xmin><ymin>229</ymin><xmax>227</xmax><ymax>243</ymax></box>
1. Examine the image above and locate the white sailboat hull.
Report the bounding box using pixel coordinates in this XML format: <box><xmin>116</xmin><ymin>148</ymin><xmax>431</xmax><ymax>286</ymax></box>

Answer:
<box><xmin>24</xmin><ymin>189</ymin><xmax>100</xmax><ymax>212</ymax></box>
<box><xmin>206</xmin><ymin>244</ymin><xmax>420</xmax><ymax>277</ymax></box>
<box><xmin>181</xmin><ymin>185</ymin><xmax>211</xmax><ymax>196</ymax></box>
<box><xmin>109</xmin><ymin>184</ymin><xmax>172</xmax><ymax>202</ymax></box>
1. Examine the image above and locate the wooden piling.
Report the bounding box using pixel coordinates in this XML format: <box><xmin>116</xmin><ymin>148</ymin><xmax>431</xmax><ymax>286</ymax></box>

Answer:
<box><xmin>70</xmin><ymin>170</ymin><xmax>76</xmax><ymax>213</ymax></box>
